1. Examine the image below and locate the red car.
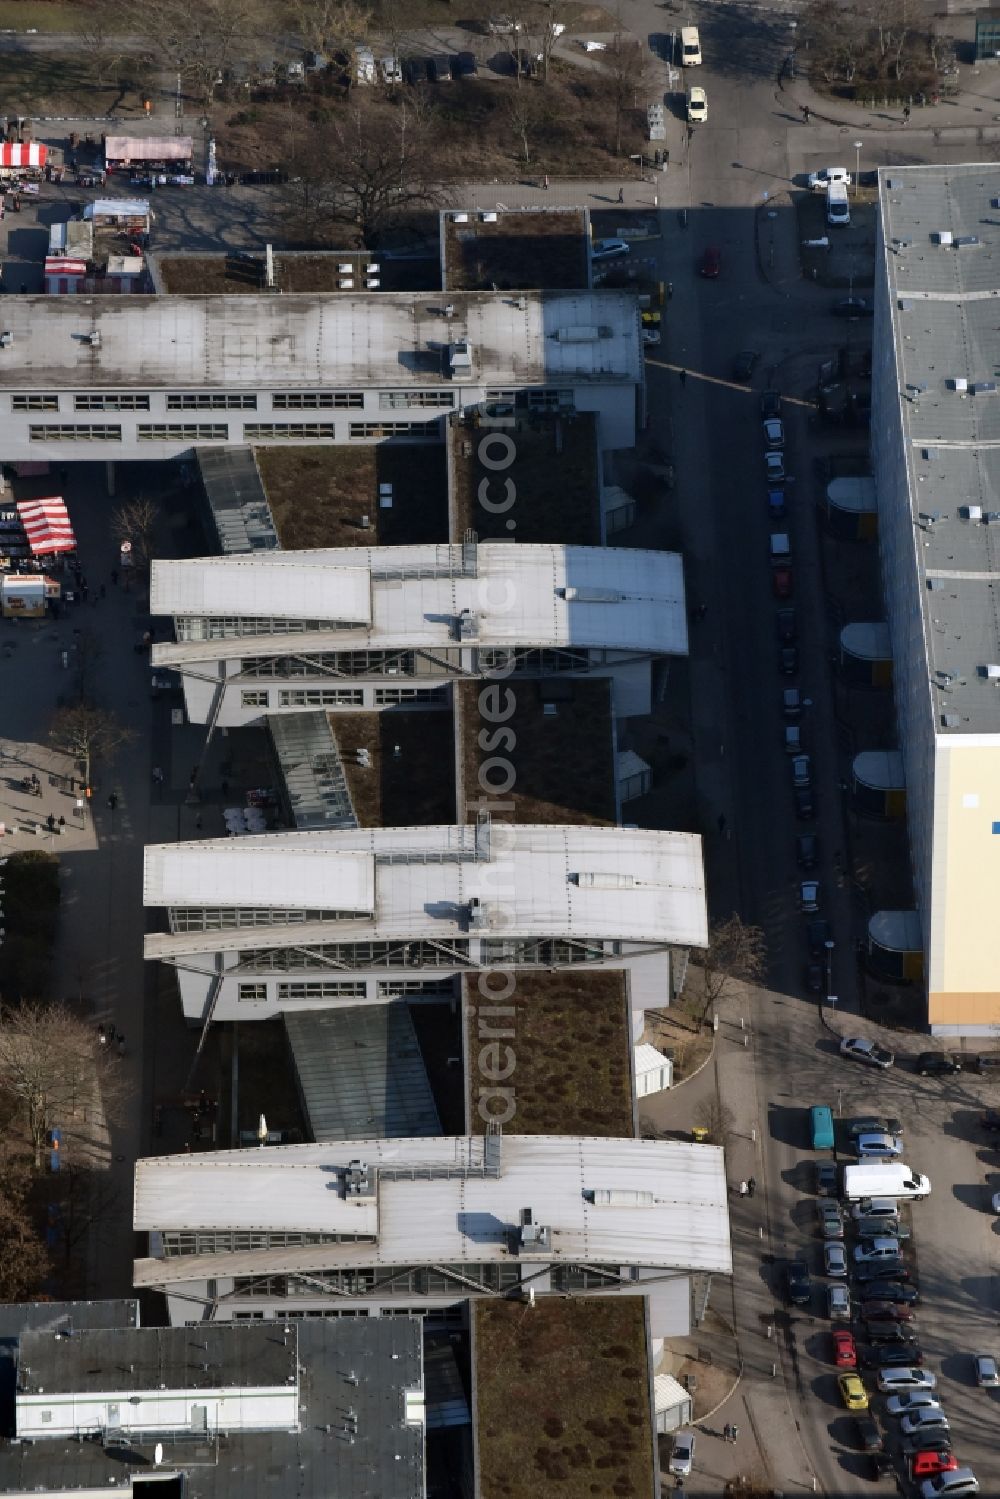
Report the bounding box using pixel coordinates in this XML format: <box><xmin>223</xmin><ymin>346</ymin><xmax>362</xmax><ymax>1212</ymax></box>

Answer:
<box><xmin>700</xmin><ymin>245</ymin><xmax>721</xmax><ymax>278</ymax></box>
<box><xmin>910</xmin><ymin>1452</ymin><xmax>958</xmax><ymax>1479</ymax></box>
<box><xmin>832</xmin><ymin>1329</ymin><xmax>857</xmax><ymax>1368</ymax></box>
<box><xmin>772</xmin><ymin>565</ymin><xmax>793</xmax><ymax>599</ymax></box>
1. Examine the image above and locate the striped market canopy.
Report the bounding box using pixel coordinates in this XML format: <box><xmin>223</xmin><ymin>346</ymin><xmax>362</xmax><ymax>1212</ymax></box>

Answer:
<box><xmin>0</xmin><ymin>143</ymin><xmax>47</xmax><ymax>168</ymax></box>
<box><xmin>16</xmin><ymin>496</ymin><xmax>75</xmax><ymax>556</ymax></box>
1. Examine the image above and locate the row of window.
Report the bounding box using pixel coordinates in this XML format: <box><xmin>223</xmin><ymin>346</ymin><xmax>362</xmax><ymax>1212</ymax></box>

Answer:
<box><xmin>234</xmin><ymin>938</ymin><xmax>618</xmax><ymax>973</ymax></box>
<box><xmin>161</xmin><ymin>1229</ymin><xmax>366</xmax><ymax>1257</ymax></box>
<box><xmin>26</xmin><ymin>421</ymin><xmax>441</xmax><ymax>442</ymax></box>
<box><xmin>237</xmin><ymin>978</ymin><xmax>455</xmax><ymax>1003</ymax></box>
<box><xmin>243</xmin><ymin>651</ymin><xmax>415</xmax><ymax>678</ymax></box>
<box><xmin>171</xmin><ymin>908</ymin><xmax>357</xmax><ymax>933</ymax></box>
<box><xmin>12</xmin><ymin>390</ymin><xmax>457</xmax><ymax>413</ymax></box>
<box><xmin>176</xmin><ymin>615</ymin><xmax>353</xmax><ymax>642</ymax></box>
<box><xmin>240</xmin><ymin>685</ymin><xmax>446</xmax><ymax>709</ymax></box>
<box><xmin>233</xmin><ymin>1264</ymin><xmax>525</xmax><ymax>1296</ymax></box>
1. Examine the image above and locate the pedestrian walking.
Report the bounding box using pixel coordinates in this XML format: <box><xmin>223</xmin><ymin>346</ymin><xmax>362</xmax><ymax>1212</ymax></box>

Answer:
<box><xmin>618</xmin><ymin>186</ymin><xmax>624</xmax><ymax>204</ymax></box>
<box><xmin>194</xmin><ymin>814</ymin><xmax>202</xmax><ymax>831</ymax></box>
<box><xmin>110</xmin><ymin>568</ymin><xmax>118</xmax><ymax>586</ymax></box>
<box><xmin>801</xmin><ymin>104</ymin><xmax>810</xmax><ymax>122</ymax></box>
<box><xmin>747</xmin><ymin>1176</ymin><xmax>757</xmax><ymax>1198</ymax></box>
<box><xmin>105</xmin><ymin>1022</ymin><xmax>116</xmax><ymax>1043</ymax></box>
<box><xmin>678</xmin><ymin>368</ymin><xmax>687</xmax><ymax>385</ymax></box>
<box><xmin>152</xmin><ymin>766</ymin><xmax>164</xmax><ymax>787</ymax></box>
<box><xmin>902</xmin><ymin>104</ymin><xmax>910</xmax><ymax>123</ymax></box>
<box><xmin>543</xmin><ymin>174</ymin><xmax>549</xmax><ymax>190</ymax></box>
<box><xmin>97</xmin><ymin>1023</ymin><xmax>107</xmax><ymax>1047</ymax></box>
<box><xmin>738</xmin><ymin>1180</ymin><xmax>748</xmax><ymax>1198</ymax></box>
<box><xmin>107</xmin><ymin>792</ymin><xmax>117</xmax><ymax>811</ymax></box>
<box><xmin>99</xmin><ymin>583</ymin><xmax>106</xmax><ymax>599</ymax></box>
<box><xmin>731</xmin><ymin>1425</ymin><xmax>740</xmax><ymax>1443</ymax></box>
<box><xmin>717</xmin><ymin>812</ymin><xmax>727</xmax><ymax>834</ymax></box>
<box><xmin>117</xmin><ymin>1035</ymin><xmax>126</xmax><ymax>1057</ymax></box>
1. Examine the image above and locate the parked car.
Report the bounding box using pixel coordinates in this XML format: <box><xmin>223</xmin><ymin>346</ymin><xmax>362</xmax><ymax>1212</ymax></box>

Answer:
<box><xmin>832</xmin><ymin>296</ymin><xmax>874</xmax><ymax>318</ymax></box>
<box><xmin>839</xmin><ymin>1372</ymin><xmax>869</xmax><ymax>1410</ymax></box>
<box><xmin>379</xmin><ymin>54</ymin><xmax>403</xmax><ymax>83</ymax></box>
<box><xmin>879</xmin><ymin>1368</ymin><xmax>936</xmax><ymax>1395</ymax></box>
<box><xmin>800</xmin><ymin>879</ymin><xmax>820</xmax><ymax>913</ymax></box>
<box><xmin>911</xmin><ymin>1453</ymin><xmax>959</xmax><ymax>1480</ymax></box>
<box><xmin>855</xmin><ymin>1132</ymin><xmax>904</xmax><ymax>1159</ymax></box>
<box><xmin>866</xmin><ymin>1342</ymin><xmax>923</xmax><ymax>1369</ymax></box>
<box><xmin>815</xmin><ymin>1160</ymin><xmax>839</xmax><ymax>1196</ymax></box>
<box><xmin>761</xmin><ymin>390</ymin><xmax>783</xmax><ymax>418</ymax></box>
<box><xmin>901</xmin><ymin>1410</ymin><xmax>950</xmax><ymax>1437</ymax></box>
<box><xmin>796</xmin><ymin>834</ymin><xmax>818</xmax><ymax>870</ymax></box>
<box><xmin>809</xmin><ymin>165</ymin><xmax>852</xmax><ymax>191</ymax></box>
<box><xmin>849</xmin><ymin>1117</ymin><xmax>903</xmax><ymax>1140</ymax></box>
<box><xmin>805</xmin><ymin>961</ymin><xmax>824</xmax><ymax>992</ymax></box>
<box><xmin>855</xmin><ymin>1236</ymin><xmax>904</xmax><ymax>1264</ymax></box>
<box><xmin>852</xmin><ymin>1197</ymin><xmax>901</xmax><ymax>1222</ymax></box>
<box><xmin>427</xmin><ymin>53</ymin><xmax>452</xmax><ymax>81</ymax></box>
<box><xmin>817</xmin><ymin>1200</ymin><xmax>844</xmax><ymax>1238</ymax></box>
<box><xmin>700</xmin><ymin>245</ymin><xmax>721</xmax><ymax>278</ymax></box>
<box><xmin>886</xmin><ymin>1392</ymin><xmax>941</xmax><ymax>1417</ymax></box>
<box><xmin>857</xmin><ymin>1215</ymin><xmax>908</xmax><ymax>1240</ymax></box>
<box><xmin>669</xmin><ymin>1430</ymin><xmax>696</xmax><ymax>1478</ymax></box>
<box><xmin>592</xmin><ymin>238</ymin><xmax>630</xmax><ymax>260</ymax></box>
<box><xmin>866</xmin><ymin>1321</ymin><xmax>917</xmax><ymax>1346</ymax></box>
<box><xmin>904</xmin><ymin>1431</ymin><xmax>953</xmax><ymax>1456</ymax></box>
<box><xmin>763</xmin><ymin>416</ymin><xmax>785</xmax><ymax>448</ymax></box>
<box><xmin>861</xmin><ymin>1280</ymin><xmax>918</xmax><ymax>1304</ymax></box>
<box><xmin>776</xmin><ymin>607</ymin><xmax>797</xmax><ymax>642</ymax></box>
<box><xmin>972</xmin><ymin>1054</ymin><xmax>1000</xmax><ymax>1075</ymax></box>
<box><xmin>979</xmin><ymin>1109</ymin><xmax>1000</xmax><ymax>1131</ymax></box>
<box><xmin>785</xmin><ymin>1259</ymin><xmax>811</xmax><ymax>1305</ymax></box>
<box><xmin>784</xmin><ymin>726</ymin><xmax>802</xmax><ymax>756</ymax></box>
<box><xmin>840</xmin><ymin>1037</ymin><xmax>894</xmax><ymax>1070</ymax></box>
<box><xmin>861</xmin><ymin>1300</ymin><xmax>913</xmax><ymax>1322</ymax></box>
<box><xmin>806</xmin><ymin>917</ymin><xmax>831</xmax><ymax>955</ymax></box>
<box><xmin>768</xmin><ymin>487</ymin><xmax>787</xmax><ymax>520</ymax></box>
<box><xmin>824</xmin><ymin>1240</ymin><xmax>847</xmax><ymax>1276</ymax></box>
<box><xmin>794</xmin><ymin>786</ymin><xmax>815</xmax><ymax>819</ymax></box>
<box><xmin>641</xmin><ymin>329</ymin><xmax>661</xmax><ymax>347</ymax></box>
<box><xmin>855</xmin><ymin>1256</ymin><xmax>906</xmax><ymax>1281</ymax></box>
<box><xmin>732</xmin><ymin>350</ymin><xmax>759</xmax><ymax>382</ymax></box>
<box><xmin>828</xmin><ymin>1283</ymin><xmax>851</xmax><ymax>1319</ymax></box>
<box><xmin>791</xmin><ymin>754</ymin><xmax>812</xmax><ymax>789</ymax></box>
<box><xmin>686</xmin><ymin>85</ymin><xmax>708</xmax><ymax>123</ymax></box>
<box><xmin>974</xmin><ymin>1353</ymin><xmax>999</xmax><ymax>1387</ymax></box>
<box><xmin>832</xmin><ymin>1328</ymin><xmax>857</xmax><ymax>1366</ymax></box>
<box><xmin>452</xmin><ymin>50</ymin><xmax>478</xmax><ymax>77</ymax></box>
<box><xmin>853</xmin><ymin>1414</ymin><xmax>883</xmax><ymax>1452</ymax></box>
<box><xmin>919</xmin><ymin>1469</ymin><xmax>978</xmax><ymax>1498</ymax></box>
<box><xmin>765</xmin><ymin>450</ymin><xmax>786</xmax><ymax>482</ymax></box>
<box><xmin>915</xmin><ymin>1052</ymin><xmax>961</xmax><ymax>1077</ymax></box>
<box><xmin>783</xmin><ymin>686</ymin><xmax>802</xmax><ymax>719</ymax></box>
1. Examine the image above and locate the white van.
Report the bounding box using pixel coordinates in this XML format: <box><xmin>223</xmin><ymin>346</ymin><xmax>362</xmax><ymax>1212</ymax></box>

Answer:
<box><xmin>680</xmin><ymin>26</ymin><xmax>702</xmax><ymax>65</ymax></box>
<box><xmin>826</xmin><ymin>180</ymin><xmax>850</xmax><ymax>226</ymax></box>
<box><xmin>352</xmin><ymin>46</ymin><xmax>376</xmax><ymax>84</ymax></box>
<box><xmin>842</xmin><ymin>1163</ymin><xmax>931</xmax><ymax>1201</ymax></box>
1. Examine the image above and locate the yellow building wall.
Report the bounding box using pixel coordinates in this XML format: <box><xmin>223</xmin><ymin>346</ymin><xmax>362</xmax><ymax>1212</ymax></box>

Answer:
<box><xmin>929</xmin><ymin>740</ymin><xmax>1000</xmax><ymax>1027</ymax></box>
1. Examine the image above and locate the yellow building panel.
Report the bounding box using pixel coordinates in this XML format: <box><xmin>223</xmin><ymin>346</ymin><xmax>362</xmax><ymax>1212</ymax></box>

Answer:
<box><xmin>934</xmin><ymin>743</ymin><xmax>1000</xmax><ymax>999</ymax></box>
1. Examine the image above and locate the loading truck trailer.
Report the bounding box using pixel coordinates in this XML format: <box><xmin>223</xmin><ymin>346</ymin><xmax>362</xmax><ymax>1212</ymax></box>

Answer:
<box><xmin>842</xmin><ymin>1162</ymin><xmax>931</xmax><ymax>1201</ymax></box>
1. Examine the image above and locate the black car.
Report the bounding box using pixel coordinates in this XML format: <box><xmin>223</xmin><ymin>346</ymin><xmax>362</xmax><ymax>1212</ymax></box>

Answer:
<box><xmin>761</xmin><ymin>390</ymin><xmax>783</xmax><ymax>418</ymax></box>
<box><xmin>854</xmin><ymin>1261</ymin><xmax>909</xmax><ymax>1284</ymax></box>
<box><xmin>779</xmin><ymin>645</ymin><xmax>798</xmax><ymax>675</ymax></box>
<box><xmin>868</xmin><ymin>1452</ymin><xmax>894</xmax><ymax>1479</ymax></box>
<box><xmin>915</xmin><ymin>1052</ymin><xmax>961</xmax><ymax>1077</ymax></box>
<box><xmin>981</xmin><ymin>1109</ymin><xmax>1000</xmax><ymax>1131</ymax></box>
<box><xmin>733</xmin><ymin>350</ymin><xmax>760</xmax><ymax>382</ymax></box>
<box><xmin>805</xmin><ymin>961</ymin><xmax>824</xmax><ymax>993</ymax></box>
<box><xmin>796</xmin><ymin>834</ymin><xmax>818</xmax><ymax>870</ymax></box>
<box><xmin>861</xmin><ymin>1280</ymin><xmax>918</xmax><ymax>1304</ymax></box>
<box><xmin>452</xmin><ymin>49</ymin><xmax>478</xmax><ymax>77</ymax></box>
<box><xmin>864</xmin><ymin>1322</ymin><xmax>916</xmax><ymax>1345</ymax></box>
<box><xmin>776</xmin><ymin>607</ymin><xmax>797</xmax><ymax>642</ymax></box>
<box><xmin>832</xmin><ymin>297</ymin><xmax>874</xmax><ymax>318</ymax></box>
<box><xmin>785</xmin><ymin>1259</ymin><xmax>811</xmax><ymax>1305</ymax></box>
<box><xmin>973</xmin><ymin>1053</ymin><xmax>1000</xmax><ymax>1076</ymax></box>
<box><xmin>853</xmin><ymin>1415</ymin><xmax>883</xmax><ymax>1454</ymax></box>
<box><xmin>861</xmin><ymin>1342</ymin><xmax>922</xmax><ymax>1369</ymax></box>
<box><xmin>815</xmin><ymin>1160</ymin><xmax>839</xmax><ymax>1196</ymax></box>
<box><xmin>903</xmin><ymin>1431</ymin><xmax>952</xmax><ymax>1455</ymax></box>
<box><xmin>794</xmin><ymin>787</ymin><xmax>815</xmax><ymax>820</ymax></box>
<box><xmin>427</xmin><ymin>53</ymin><xmax>452</xmax><ymax>81</ymax></box>
<box><xmin>806</xmin><ymin>917</ymin><xmax>832</xmax><ymax>956</ymax></box>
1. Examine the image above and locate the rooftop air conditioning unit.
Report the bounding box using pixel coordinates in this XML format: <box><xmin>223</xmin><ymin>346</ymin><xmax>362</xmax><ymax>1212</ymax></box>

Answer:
<box><xmin>452</xmin><ymin>212</ymin><xmax>469</xmax><ymax>223</ymax></box>
<box><xmin>938</xmin><ymin>230</ymin><xmax>953</xmax><ymax>246</ymax></box>
<box><xmin>953</xmin><ymin>377</ymin><xmax>968</xmax><ymax>393</ymax></box>
<box><xmin>967</xmin><ymin>504</ymin><xmax>982</xmax><ymax>521</ymax></box>
<box><xmin>338</xmin><ymin>263</ymin><xmax>353</xmax><ymax>274</ymax></box>
<box><xmin>481</xmin><ymin>211</ymin><xmax>498</xmax><ymax>223</ymax></box>
<box><xmin>986</xmin><ymin>664</ymin><xmax>1000</xmax><ymax>679</ymax></box>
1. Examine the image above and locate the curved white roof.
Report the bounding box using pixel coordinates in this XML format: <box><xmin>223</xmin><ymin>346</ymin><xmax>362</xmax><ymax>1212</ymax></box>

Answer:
<box><xmin>142</xmin><ymin>824</ymin><xmax>707</xmax><ymax>949</ymax></box>
<box><xmin>133</xmin><ymin>1134</ymin><xmax>732</xmax><ymax>1282</ymax></box>
<box><xmin>150</xmin><ymin>543</ymin><xmax>687</xmax><ymax>660</ymax></box>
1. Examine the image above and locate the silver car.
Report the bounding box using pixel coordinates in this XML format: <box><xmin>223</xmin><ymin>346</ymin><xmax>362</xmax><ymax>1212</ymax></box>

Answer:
<box><xmin>974</xmin><ymin>1353</ymin><xmax>999</xmax><ymax>1387</ymax></box>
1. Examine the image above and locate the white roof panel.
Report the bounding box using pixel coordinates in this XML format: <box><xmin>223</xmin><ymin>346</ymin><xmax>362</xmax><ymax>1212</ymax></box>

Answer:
<box><xmin>150</xmin><ymin>543</ymin><xmax>686</xmax><ymax>658</ymax></box>
<box><xmin>0</xmin><ymin>292</ymin><xmax>641</xmax><ymax>390</ymax></box>
<box><xmin>133</xmin><ymin>1134</ymin><xmax>732</xmax><ymax>1279</ymax></box>
<box><xmin>143</xmin><ymin>843</ymin><xmax>375</xmax><ymax>912</ymax></box>
<box><xmin>142</xmin><ymin>825</ymin><xmax>708</xmax><ymax>946</ymax></box>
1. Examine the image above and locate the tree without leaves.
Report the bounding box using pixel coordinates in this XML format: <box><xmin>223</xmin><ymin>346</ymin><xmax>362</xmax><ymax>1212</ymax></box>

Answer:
<box><xmin>74</xmin><ymin>3</ymin><xmax>126</xmax><ymax>89</ymax></box>
<box><xmin>598</xmin><ymin>31</ymin><xmax>655</xmax><ymax>156</ymax></box>
<box><xmin>506</xmin><ymin>84</ymin><xmax>546</xmax><ymax>164</ymax></box>
<box><xmin>517</xmin><ymin>0</ymin><xmax>572</xmax><ymax>82</ymax></box>
<box><xmin>0</xmin><ymin>1155</ymin><xmax>50</xmax><ymax>1300</ymax></box>
<box><xmin>0</xmin><ymin>852</ymin><xmax>60</xmax><ymax>1002</ymax></box>
<box><xmin>693</xmin><ymin>1096</ymin><xmax>736</xmax><ymax>1150</ymax></box>
<box><xmin>49</xmin><ymin>703</ymin><xmax>134</xmax><ymax>793</ymax></box>
<box><xmin>283</xmin><ymin>103</ymin><xmax>445</xmax><ymax>248</ymax></box>
<box><xmin>51</xmin><ymin>1163</ymin><xmax>122</xmax><ymax>1280</ymax></box>
<box><xmin>0</xmin><ymin>1002</ymin><xmax>132</xmax><ymax>1167</ymax></box>
<box><xmin>109</xmin><ymin>496</ymin><xmax>158</xmax><ymax>572</ymax></box>
<box><xmin>127</xmin><ymin>0</ymin><xmax>269</xmax><ymax>109</ymax></box>
<box><xmin>290</xmin><ymin>0</ymin><xmax>372</xmax><ymax>60</ymax></box>
<box><xmin>696</xmin><ymin>914</ymin><xmax>767</xmax><ymax>1025</ymax></box>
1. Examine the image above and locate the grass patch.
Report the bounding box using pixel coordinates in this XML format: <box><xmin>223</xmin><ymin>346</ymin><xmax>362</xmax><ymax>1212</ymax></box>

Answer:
<box><xmin>444</xmin><ymin>208</ymin><xmax>589</xmax><ymax>292</ymax></box>
<box><xmin>475</xmin><ymin>1298</ymin><xmax>653</xmax><ymax>1499</ymax></box>
<box><xmin>332</xmin><ymin>710</ymin><xmax>456</xmax><ymax>827</ymax></box>
<box><xmin>465</xmin><ymin>970</ymin><xmax>632</xmax><ymax>1137</ymax></box>
<box><xmin>158</xmin><ymin>252</ymin><xmax>439</xmax><ymax>294</ymax></box>
<box><xmin>256</xmin><ymin>444</ymin><xmax>448</xmax><ymax>549</ymax></box>
<box><xmin>234</xmin><ymin>1019</ymin><xmax>306</xmax><ymax>1142</ymax></box>
<box><xmin>452</xmin><ymin>412</ymin><xmax>601</xmax><ymax>544</ymax></box>
<box><xmin>457</xmin><ymin>678</ymin><xmax>615</xmax><ymax>825</ymax></box>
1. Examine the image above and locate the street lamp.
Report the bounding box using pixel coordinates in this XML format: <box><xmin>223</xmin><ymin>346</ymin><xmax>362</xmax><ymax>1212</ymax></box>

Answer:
<box><xmin>824</xmin><ymin>938</ymin><xmax>835</xmax><ymax>1000</ymax></box>
<box><xmin>853</xmin><ymin>140</ymin><xmax>863</xmax><ymax>196</ymax></box>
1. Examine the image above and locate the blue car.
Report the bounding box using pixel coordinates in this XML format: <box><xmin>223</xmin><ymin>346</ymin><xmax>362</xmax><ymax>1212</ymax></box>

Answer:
<box><xmin>768</xmin><ymin>489</ymin><xmax>786</xmax><ymax>519</ymax></box>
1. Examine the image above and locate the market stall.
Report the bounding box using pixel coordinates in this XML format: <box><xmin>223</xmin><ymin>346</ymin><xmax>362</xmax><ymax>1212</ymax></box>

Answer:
<box><xmin>16</xmin><ymin>496</ymin><xmax>76</xmax><ymax>558</ymax></box>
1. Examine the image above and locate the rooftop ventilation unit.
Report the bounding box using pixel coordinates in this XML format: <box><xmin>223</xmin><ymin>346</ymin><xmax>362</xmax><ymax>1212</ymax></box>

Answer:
<box><xmin>964</xmin><ymin>505</ymin><xmax>982</xmax><ymax>521</ymax></box>
<box><xmin>481</xmin><ymin>211</ymin><xmax>498</xmax><ymax>223</ymax></box>
<box><xmin>467</xmin><ymin>897</ymin><xmax>490</xmax><ymax>930</ymax></box>
<box><xmin>574</xmin><ymin>871</ymin><xmax>637</xmax><ymax>889</ymax></box>
<box><xmin>899</xmin><ymin>298</ymin><xmax>913</xmax><ymax>311</ymax></box>
<box><xmin>542</xmin><ymin>702</ymin><xmax>557</xmax><ymax>716</ymax></box>
<box><xmin>456</xmin><ymin>608</ymin><xmax>478</xmax><ymax>640</ymax></box>
<box><xmin>952</xmin><ymin>377</ymin><xmax>968</xmax><ymax>393</ymax></box>
<box><xmin>88</xmin><ymin>330</ymin><xmax>101</xmax><ymax>348</ymax></box>
<box><xmin>937</xmin><ymin>230</ymin><xmax>953</xmax><ymax>246</ymax></box>
<box><xmin>0</xmin><ymin>331</ymin><xmax>12</xmax><ymax>348</ymax></box>
<box><xmin>942</xmin><ymin>712</ymin><xmax>960</xmax><ymax>727</ymax></box>
<box><xmin>448</xmin><ymin>338</ymin><xmax>473</xmax><ymax>375</ymax></box>
<box><xmin>985</xmin><ymin>664</ymin><xmax>1000</xmax><ymax>679</ymax></box>
<box><xmin>923</xmin><ymin>448</ymin><xmax>937</xmax><ymax>460</ymax></box>
<box><xmin>928</xmin><ymin>578</ymin><xmax>945</xmax><ymax>590</ymax></box>
<box><xmin>452</xmin><ymin>212</ymin><xmax>469</xmax><ymax>223</ymax></box>
<box><xmin>338</xmin><ymin>263</ymin><xmax>353</xmax><ymax>274</ymax></box>
<box><xmin>517</xmin><ymin>1207</ymin><xmax>551</xmax><ymax>1251</ymax></box>
<box><xmin>559</xmin><ymin>586</ymin><xmax>623</xmax><ymax>603</ymax></box>
<box><xmin>344</xmin><ymin>1159</ymin><xmax>375</xmax><ymax>1199</ymax></box>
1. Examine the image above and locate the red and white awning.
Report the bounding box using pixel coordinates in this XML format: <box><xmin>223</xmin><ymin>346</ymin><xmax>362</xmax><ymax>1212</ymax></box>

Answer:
<box><xmin>0</xmin><ymin>142</ymin><xmax>47</xmax><ymax>169</ymax></box>
<box><xmin>17</xmin><ymin>496</ymin><xmax>75</xmax><ymax>556</ymax></box>
<box><xmin>44</xmin><ymin>257</ymin><xmax>87</xmax><ymax>276</ymax></box>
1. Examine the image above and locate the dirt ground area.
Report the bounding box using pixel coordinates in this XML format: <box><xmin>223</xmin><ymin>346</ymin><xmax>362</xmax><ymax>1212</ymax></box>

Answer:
<box><xmin>443</xmin><ymin>208</ymin><xmax>590</xmax><ymax>291</ymax></box>
<box><xmin>257</xmin><ymin>443</ymin><xmax>449</xmax><ymax>549</ymax></box>
<box><xmin>333</xmin><ymin>710</ymin><xmax>457</xmax><ymax>826</ymax></box>
<box><xmin>452</xmin><ymin>412</ymin><xmax>601</xmax><ymax>544</ymax></box>
<box><xmin>158</xmin><ymin>251</ymin><xmax>440</xmax><ymax>294</ymax></box>
<box><xmin>465</xmin><ymin>970</ymin><xmax>633</xmax><ymax>1137</ymax></box>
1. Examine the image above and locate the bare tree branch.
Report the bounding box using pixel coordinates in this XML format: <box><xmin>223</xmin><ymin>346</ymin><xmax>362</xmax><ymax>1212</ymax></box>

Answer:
<box><xmin>49</xmin><ymin>704</ymin><xmax>134</xmax><ymax>792</ymax></box>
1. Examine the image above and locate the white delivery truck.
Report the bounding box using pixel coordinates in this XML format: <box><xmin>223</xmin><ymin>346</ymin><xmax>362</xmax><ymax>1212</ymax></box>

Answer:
<box><xmin>842</xmin><ymin>1163</ymin><xmax>931</xmax><ymax>1201</ymax></box>
<box><xmin>826</xmin><ymin>180</ymin><xmax>850</xmax><ymax>226</ymax></box>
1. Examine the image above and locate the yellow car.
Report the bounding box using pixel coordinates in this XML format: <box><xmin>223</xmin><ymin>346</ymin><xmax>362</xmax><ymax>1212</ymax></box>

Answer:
<box><xmin>839</xmin><ymin>1373</ymin><xmax>869</xmax><ymax>1411</ymax></box>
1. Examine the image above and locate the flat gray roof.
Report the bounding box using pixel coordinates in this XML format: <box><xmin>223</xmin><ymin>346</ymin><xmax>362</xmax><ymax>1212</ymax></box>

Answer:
<box><xmin>0</xmin><ymin>291</ymin><xmax>641</xmax><ymax>389</ymax></box>
<box><xmin>0</xmin><ymin>1319</ymin><xmax>423</xmax><ymax>1499</ymax></box>
<box><xmin>285</xmin><ymin>1004</ymin><xmax>442</xmax><ymax>1141</ymax></box>
<box><xmin>18</xmin><ymin>1324</ymin><xmax>295</xmax><ymax>1395</ymax></box>
<box><xmin>879</xmin><ymin>163</ymin><xmax>1000</xmax><ymax>734</ymax></box>
<box><xmin>0</xmin><ymin>1299</ymin><xmax>138</xmax><ymax>1341</ymax></box>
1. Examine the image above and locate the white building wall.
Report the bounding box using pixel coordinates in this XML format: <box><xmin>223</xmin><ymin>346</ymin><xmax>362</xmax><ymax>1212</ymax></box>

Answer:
<box><xmin>15</xmin><ymin>1383</ymin><xmax>298</xmax><ymax>1438</ymax></box>
<box><xmin>0</xmin><ymin>381</ymin><xmax>634</xmax><ymax>463</ymax></box>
